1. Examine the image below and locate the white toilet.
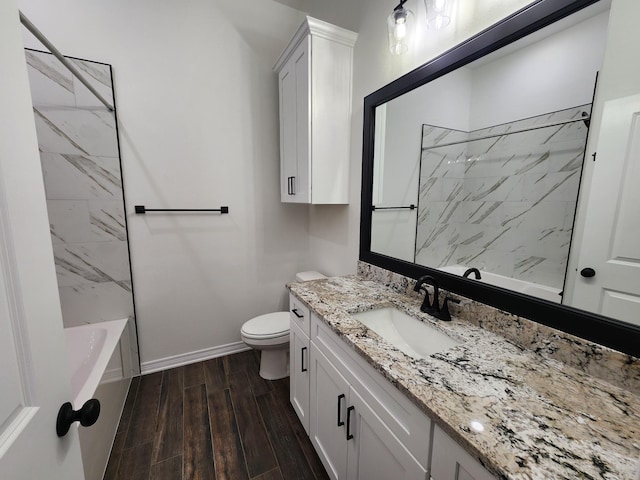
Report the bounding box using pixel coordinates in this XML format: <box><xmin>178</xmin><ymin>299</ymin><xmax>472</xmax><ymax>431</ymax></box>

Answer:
<box><xmin>241</xmin><ymin>271</ymin><xmax>326</xmax><ymax>380</ymax></box>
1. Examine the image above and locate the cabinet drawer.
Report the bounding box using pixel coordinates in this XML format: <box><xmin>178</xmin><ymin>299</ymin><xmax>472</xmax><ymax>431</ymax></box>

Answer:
<box><xmin>289</xmin><ymin>294</ymin><xmax>310</xmax><ymax>335</ymax></box>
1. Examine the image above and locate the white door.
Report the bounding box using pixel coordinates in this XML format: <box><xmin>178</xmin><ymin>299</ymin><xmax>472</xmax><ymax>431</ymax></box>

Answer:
<box><xmin>0</xmin><ymin>2</ymin><xmax>85</xmax><ymax>478</ymax></box>
<box><xmin>570</xmin><ymin>94</ymin><xmax>640</xmax><ymax>326</ymax></box>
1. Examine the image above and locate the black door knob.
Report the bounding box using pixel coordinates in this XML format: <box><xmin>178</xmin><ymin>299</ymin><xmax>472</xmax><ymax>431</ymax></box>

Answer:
<box><xmin>56</xmin><ymin>399</ymin><xmax>101</xmax><ymax>437</ymax></box>
<box><xmin>580</xmin><ymin>267</ymin><xmax>596</xmax><ymax>278</ymax></box>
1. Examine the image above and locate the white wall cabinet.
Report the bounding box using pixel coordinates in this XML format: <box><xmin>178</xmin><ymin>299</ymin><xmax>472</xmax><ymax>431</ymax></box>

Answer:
<box><xmin>274</xmin><ymin>17</ymin><xmax>357</xmax><ymax>204</ymax></box>
<box><xmin>288</xmin><ymin>294</ymin><xmax>498</xmax><ymax>480</ymax></box>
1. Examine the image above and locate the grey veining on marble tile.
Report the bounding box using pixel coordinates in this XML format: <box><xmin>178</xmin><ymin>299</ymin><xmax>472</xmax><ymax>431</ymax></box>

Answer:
<box><xmin>26</xmin><ymin>49</ymin><xmax>134</xmax><ymax>329</ymax></box>
<box><xmin>33</xmin><ymin>106</ymin><xmax>118</xmax><ymax>156</ymax></box>
<box><xmin>41</xmin><ymin>153</ymin><xmax>122</xmax><ymax>200</ymax></box>
<box><xmin>289</xmin><ymin>269</ymin><xmax>640</xmax><ymax>479</ymax></box>
<box><xmin>25</xmin><ymin>50</ymin><xmax>75</xmax><ymax>104</ymax></box>
<box><xmin>416</xmin><ymin>106</ymin><xmax>590</xmax><ymax>290</ymax></box>
<box><xmin>70</xmin><ymin>58</ymin><xmax>114</xmax><ymax>108</ymax></box>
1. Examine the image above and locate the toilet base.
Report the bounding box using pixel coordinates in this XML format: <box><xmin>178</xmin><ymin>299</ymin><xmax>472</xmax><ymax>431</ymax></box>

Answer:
<box><xmin>259</xmin><ymin>348</ymin><xmax>289</xmax><ymax>380</ymax></box>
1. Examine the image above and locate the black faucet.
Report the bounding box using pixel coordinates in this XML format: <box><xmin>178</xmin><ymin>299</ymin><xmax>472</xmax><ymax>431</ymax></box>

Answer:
<box><xmin>463</xmin><ymin>267</ymin><xmax>481</xmax><ymax>279</ymax></box>
<box><xmin>413</xmin><ymin>275</ymin><xmax>438</xmax><ymax>314</ymax></box>
<box><xmin>413</xmin><ymin>275</ymin><xmax>460</xmax><ymax>321</ymax></box>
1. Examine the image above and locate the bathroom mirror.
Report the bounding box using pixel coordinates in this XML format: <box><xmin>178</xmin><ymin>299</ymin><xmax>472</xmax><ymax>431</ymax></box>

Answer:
<box><xmin>360</xmin><ymin>0</ymin><xmax>640</xmax><ymax>356</ymax></box>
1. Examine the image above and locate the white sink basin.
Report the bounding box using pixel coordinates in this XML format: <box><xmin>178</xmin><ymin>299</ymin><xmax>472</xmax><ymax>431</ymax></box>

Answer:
<box><xmin>352</xmin><ymin>307</ymin><xmax>460</xmax><ymax>359</ymax></box>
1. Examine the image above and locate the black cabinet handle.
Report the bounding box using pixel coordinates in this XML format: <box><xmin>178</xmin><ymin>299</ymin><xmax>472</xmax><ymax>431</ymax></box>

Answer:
<box><xmin>301</xmin><ymin>347</ymin><xmax>307</xmax><ymax>372</ymax></box>
<box><xmin>337</xmin><ymin>394</ymin><xmax>345</xmax><ymax>426</ymax></box>
<box><xmin>580</xmin><ymin>267</ymin><xmax>596</xmax><ymax>278</ymax></box>
<box><xmin>287</xmin><ymin>176</ymin><xmax>296</xmax><ymax>195</ymax></box>
<box><xmin>346</xmin><ymin>405</ymin><xmax>355</xmax><ymax>440</ymax></box>
<box><xmin>291</xmin><ymin>308</ymin><xmax>304</xmax><ymax>319</ymax></box>
<box><xmin>56</xmin><ymin>399</ymin><xmax>100</xmax><ymax>437</ymax></box>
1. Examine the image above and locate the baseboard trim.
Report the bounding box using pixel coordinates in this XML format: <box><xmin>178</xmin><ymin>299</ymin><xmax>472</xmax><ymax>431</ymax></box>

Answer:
<box><xmin>140</xmin><ymin>341</ymin><xmax>250</xmax><ymax>375</ymax></box>
<box><xmin>101</xmin><ymin>367</ymin><xmax>124</xmax><ymax>384</ymax></box>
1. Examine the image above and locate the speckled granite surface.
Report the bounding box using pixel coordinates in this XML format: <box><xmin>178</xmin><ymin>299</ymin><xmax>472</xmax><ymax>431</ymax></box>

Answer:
<box><xmin>357</xmin><ymin>261</ymin><xmax>640</xmax><ymax>396</ymax></box>
<box><xmin>288</xmin><ymin>274</ymin><xmax>640</xmax><ymax>480</ymax></box>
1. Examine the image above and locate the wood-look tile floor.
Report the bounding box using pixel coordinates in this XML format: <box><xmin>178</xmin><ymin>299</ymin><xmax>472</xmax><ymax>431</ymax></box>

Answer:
<box><xmin>105</xmin><ymin>350</ymin><xmax>329</xmax><ymax>480</ymax></box>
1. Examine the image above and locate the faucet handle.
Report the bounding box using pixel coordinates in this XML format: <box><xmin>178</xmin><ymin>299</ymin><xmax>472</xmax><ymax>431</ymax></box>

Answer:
<box><xmin>439</xmin><ymin>296</ymin><xmax>460</xmax><ymax>322</ymax></box>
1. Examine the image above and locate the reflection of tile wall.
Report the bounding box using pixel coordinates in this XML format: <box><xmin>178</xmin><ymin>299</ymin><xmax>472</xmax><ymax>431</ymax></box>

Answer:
<box><xmin>416</xmin><ymin>106</ymin><xmax>589</xmax><ymax>289</ymax></box>
<box><xmin>25</xmin><ymin>50</ymin><xmax>134</xmax><ymax>328</ymax></box>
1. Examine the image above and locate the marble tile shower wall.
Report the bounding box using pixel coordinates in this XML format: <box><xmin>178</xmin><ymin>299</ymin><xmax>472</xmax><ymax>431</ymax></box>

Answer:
<box><xmin>25</xmin><ymin>49</ymin><xmax>134</xmax><ymax>328</ymax></box>
<box><xmin>416</xmin><ymin>106</ymin><xmax>590</xmax><ymax>289</ymax></box>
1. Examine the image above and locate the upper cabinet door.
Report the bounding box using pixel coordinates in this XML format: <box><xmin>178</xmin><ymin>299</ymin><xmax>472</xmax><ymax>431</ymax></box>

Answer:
<box><xmin>279</xmin><ymin>38</ymin><xmax>310</xmax><ymax>203</ymax></box>
<box><xmin>275</xmin><ymin>17</ymin><xmax>357</xmax><ymax>204</ymax></box>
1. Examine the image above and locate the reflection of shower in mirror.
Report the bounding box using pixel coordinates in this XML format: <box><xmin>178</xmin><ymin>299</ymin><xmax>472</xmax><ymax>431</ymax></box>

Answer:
<box><xmin>437</xmin><ymin>265</ymin><xmax>562</xmax><ymax>303</ymax></box>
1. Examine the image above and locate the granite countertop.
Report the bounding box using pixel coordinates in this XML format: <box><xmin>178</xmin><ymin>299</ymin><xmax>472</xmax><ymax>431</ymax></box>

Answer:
<box><xmin>287</xmin><ymin>275</ymin><xmax>640</xmax><ymax>480</ymax></box>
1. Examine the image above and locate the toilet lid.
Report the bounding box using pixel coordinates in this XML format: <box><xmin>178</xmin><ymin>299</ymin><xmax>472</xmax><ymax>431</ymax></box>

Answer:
<box><xmin>241</xmin><ymin>312</ymin><xmax>290</xmax><ymax>339</ymax></box>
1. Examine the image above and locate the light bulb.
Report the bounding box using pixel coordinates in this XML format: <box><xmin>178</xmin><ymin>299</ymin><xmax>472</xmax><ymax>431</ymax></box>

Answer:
<box><xmin>425</xmin><ymin>0</ymin><xmax>452</xmax><ymax>29</ymax></box>
<box><xmin>387</xmin><ymin>5</ymin><xmax>415</xmax><ymax>55</ymax></box>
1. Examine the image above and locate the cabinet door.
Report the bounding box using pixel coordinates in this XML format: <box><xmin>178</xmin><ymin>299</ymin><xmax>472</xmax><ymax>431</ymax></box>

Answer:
<box><xmin>431</xmin><ymin>426</ymin><xmax>497</xmax><ymax>480</ymax></box>
<box><xmin>292</xmin><ymin>37</ymin><xmax>310</xmax><ymax>202</ymax></box>
<box><xmin>310</xmin><ymin>346</ymin><xmax>349</xmax><ymax>480</ymax></box>
<box><xmin>278</xmin><ymin>60</ymin><xmax>297</xmax><ymax>202</ymax></box>
<box><xmin>279</xmin><ymin>38</ymin><xmax>310</xmax><ymax>203</ymax></box>
<box><xmin>290</xmin><ymin>321</ymin><xmax>310</xmax><ymax>434</ymax></box>
<box><xmin>346</xmin><ymin>387</ymin><xmax>427</xmax><ymax>480</ymax></box>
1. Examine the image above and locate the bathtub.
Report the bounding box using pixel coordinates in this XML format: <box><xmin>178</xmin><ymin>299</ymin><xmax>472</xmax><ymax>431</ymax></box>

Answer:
<box><xmin>64</xmin><ymin>318</ymin><xmax>132</xmax><ymax>480</ymax></box>
<box><xmin>438</xmin><ymin>265</ymin><xmax>562</xmax><ymax>303</ymax></box>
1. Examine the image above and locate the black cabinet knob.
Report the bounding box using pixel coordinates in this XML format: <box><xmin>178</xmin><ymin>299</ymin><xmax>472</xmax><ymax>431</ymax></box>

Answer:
<box><xmin>56</xmin><ymin>399</ymin><xmax>100</xmax><ymax>437</ymax></box>
<box><xmin>580</xmin><ymin>267</ymin><xmax>596</xmax><ymax>278</ymax></box>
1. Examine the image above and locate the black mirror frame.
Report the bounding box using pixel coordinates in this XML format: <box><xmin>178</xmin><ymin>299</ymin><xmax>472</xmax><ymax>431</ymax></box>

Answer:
<box><xmin>360</xmin><ymin>0</ymin><xmax>640</xmax><ymax>357</ymax></box>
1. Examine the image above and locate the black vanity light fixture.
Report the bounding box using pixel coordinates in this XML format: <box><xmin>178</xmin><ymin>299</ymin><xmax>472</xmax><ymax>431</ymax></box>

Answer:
<box><xmin>388</xmin><ymin>0</ymin><xmax>455</xmax><ymax>55</ymax></box>
<box><xmin>387</xmin><ymin>0</ymin><xmax>416</xmax><ymax>55</ymax></box>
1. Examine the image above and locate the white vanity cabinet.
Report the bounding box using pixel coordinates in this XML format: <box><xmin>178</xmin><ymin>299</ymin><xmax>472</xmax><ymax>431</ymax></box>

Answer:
<box><xmin>274</xmin><ymin>17</ymin><xmax>357</xmax><ymax>204</ymax></box>
<box><xmin>288</xmin><ymin>293</ymin><xmax>497</xmax><ymax>480</ymax></box>
<box><xmin>310</xmin><ymin>346</ymin><xmax>427</xmax><ymax>480</ymax></box>
<box><xmin>309</xmin><ymin>312</ymin><xmax>430</xmax><ymax>480</ymax></box>
<box><xmin>430</xmin><ymin>426</ymin><xmax>497</xmax><ymax>480</ymax></box>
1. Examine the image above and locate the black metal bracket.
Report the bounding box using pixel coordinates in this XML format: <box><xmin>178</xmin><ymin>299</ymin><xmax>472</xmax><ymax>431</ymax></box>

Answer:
<box><xmin>135</xmin><ymin>205</ymin><xmax>229</xmax><ymax>214</ymax></box>
<box><xmin>394</xmin><ymin>0</ymin><xmax>407</xmax><ymax>11</ymax></box>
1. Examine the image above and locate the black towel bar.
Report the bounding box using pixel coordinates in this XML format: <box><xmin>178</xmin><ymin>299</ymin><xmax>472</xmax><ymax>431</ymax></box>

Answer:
<box><xmin>135</xmin><ymin>205</ymin><xmax>229</xmax><ymax>214</ymax></box>
<box><xmin>371</xmin><ymin>204</ymin><xmax>416</xmax><ymax>211</ymax></box>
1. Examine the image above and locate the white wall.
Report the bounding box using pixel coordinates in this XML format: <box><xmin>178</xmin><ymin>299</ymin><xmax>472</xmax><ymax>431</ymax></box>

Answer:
<box><xmin>468</xmin><ymin>9</ymin><xmax>609</xmax><ymax>130</ymax></box>
<box><xmin>305</xmin><ymin>0</ymin><xmax>543</xmax><ymax>276</ymax></box>
<box><xmin>18</xmin><ymin>0</ymin><xmax>313</xmax><ymax>370</ymax></box>
<box><xmin>371</xmin><ymin>68</ymin><xmax>472</xmax><ymax>261</ymax></box>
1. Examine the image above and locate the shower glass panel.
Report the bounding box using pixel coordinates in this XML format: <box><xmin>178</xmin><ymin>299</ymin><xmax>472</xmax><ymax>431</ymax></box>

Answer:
<box><xmin>25</xmin><ymin>48</ymin><xmax>140</xmax><ymax>375</ymax></box>
<box><xmin>415</xmin><ymin>105</ymin><xmax>590</xmax><ymax>293</ymax></box>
